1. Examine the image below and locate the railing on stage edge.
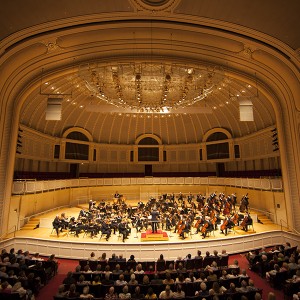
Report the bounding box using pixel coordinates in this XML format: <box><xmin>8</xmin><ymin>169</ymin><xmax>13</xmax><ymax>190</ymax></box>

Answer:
<box><xmin>12</xmin><ymin>176</ymin><xmax>283</xmax><ymax>195</ymax></box>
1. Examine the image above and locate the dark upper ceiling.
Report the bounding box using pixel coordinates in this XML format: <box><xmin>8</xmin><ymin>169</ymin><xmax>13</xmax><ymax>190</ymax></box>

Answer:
<box><xmin>1</xmin><ymin>0</ymin><xmax>299</xmax><ymax>50</ymax></box>
<box><xmin>2</xmin><ymin>0</ymin><xmax>298</xmax><ymax>144</ymax></box>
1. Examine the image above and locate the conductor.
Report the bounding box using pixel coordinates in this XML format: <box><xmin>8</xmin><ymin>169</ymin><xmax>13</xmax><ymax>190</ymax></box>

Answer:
<box><xmin>151</xmin><ymin>206</ymin><xmax>159</xmax><ymax>233</ymax></box>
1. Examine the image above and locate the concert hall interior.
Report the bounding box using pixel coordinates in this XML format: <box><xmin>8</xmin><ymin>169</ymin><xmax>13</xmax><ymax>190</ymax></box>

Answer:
<box><xmin>0</xmin><ymin>1</ymin><xmax>300</xmax><ymax>299</ymax></box>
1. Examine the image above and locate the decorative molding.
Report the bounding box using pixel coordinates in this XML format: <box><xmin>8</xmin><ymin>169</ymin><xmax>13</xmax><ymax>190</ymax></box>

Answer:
<box><xmin>129</xmin><ymin>0</ymin><xmax>180</xmax><ymax>12</ymax></box>
<box><xmin>240</xmin><ymin>45</ymin><xmax>255</xmax><ymax>58</ymax></box>
<box><xmin>43</xmin><ymin>39</ymin><xmax>61</xmax><ymax>53</ymax></box>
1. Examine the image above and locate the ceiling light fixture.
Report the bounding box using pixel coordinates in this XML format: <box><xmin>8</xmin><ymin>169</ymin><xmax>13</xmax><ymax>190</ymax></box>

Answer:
<box><xmin>79</xmin><ymin>62</ymin><xmax>226</xmax><ymax>113</ymax></box>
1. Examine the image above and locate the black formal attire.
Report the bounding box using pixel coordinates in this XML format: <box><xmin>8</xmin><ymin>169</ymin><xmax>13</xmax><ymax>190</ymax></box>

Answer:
<box><xmin>101</xmin><ymin>222</ymin><xmax>111</xmax><ymax>240</ymax></box>
<box><xmin>118</xmin><ymin>222</ymin><xmax>129</xmax><ymax>242</ymax></box>
<box><xmin>52</xmin><ymin>217</ymin><xmax>61</xmax><ymax>236</ymax></box>
<box><xmin>150</xmin><ymin>209</ymin><xmax>159</xmax><ymax>233</ymax></box>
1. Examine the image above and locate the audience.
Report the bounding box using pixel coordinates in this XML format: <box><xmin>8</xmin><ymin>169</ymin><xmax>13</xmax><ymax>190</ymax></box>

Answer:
<box><xmin>1</xmin><ymin>243</ymin><xmax>297</xmax><ymax>299</ymax></box>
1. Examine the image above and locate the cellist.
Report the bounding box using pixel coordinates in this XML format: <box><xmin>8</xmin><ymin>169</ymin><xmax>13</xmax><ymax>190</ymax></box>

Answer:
<box><xmin>201</xmin><ymin>217</ymin><xmax>213</xmax><ymax>239</ymax></box>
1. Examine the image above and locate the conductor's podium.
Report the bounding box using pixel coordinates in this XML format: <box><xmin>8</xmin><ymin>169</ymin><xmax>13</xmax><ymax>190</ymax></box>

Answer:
<box><xmin>141</xmin><ymin>229</ymin><xmax>169</xmax><ymax>242</ymax></box>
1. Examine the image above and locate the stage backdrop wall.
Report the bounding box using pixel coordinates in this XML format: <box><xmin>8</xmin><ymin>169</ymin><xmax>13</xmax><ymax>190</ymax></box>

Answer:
<box><xmin>8</xmin><ymin>184</ymin><xmax>286</xmax><ymax>234</ymax></box>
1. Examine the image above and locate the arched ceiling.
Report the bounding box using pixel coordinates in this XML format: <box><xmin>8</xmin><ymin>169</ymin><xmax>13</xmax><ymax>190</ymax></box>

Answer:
<box><xmin>3</xmin><ymin>0</ymin><xmax>297</xmax><ymax>144</ymax></box>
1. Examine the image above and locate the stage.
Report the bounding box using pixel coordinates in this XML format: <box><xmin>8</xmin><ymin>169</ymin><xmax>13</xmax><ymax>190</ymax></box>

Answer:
<box><xmin>2</xmin><ymin>205</ymin><xmax>299</xmax><ymax>262</ymax></box>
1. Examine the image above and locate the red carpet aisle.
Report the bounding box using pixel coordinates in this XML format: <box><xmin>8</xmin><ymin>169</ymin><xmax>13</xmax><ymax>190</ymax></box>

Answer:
<box><xmin>36</xmin><ymin>258</ymin><xmax>78</xmax><ymax>300</ymax></box>
<box><xmin>36</xmin><ymin>254</ymin><xmax>284</xmax><ymax>300</ymax></box>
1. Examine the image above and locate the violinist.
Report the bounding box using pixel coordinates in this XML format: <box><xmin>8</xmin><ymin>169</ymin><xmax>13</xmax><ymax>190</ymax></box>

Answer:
<box><xmin>118</xmin><ymin>220</ymin><xmax>129</xmax><ymax>242</ymax></box>
<box><xmin>100</xmin><ymin>219</ymin><xmax>112</xmax><ymax>241</ymax></box>
<box><xmin>187</xmin><ymin>193</ymin><xmax>193</xmax><ymax>204</ymax></box>
<box><xmin>60</xmin><ymin>212</ymin><xmax>69</xmax><ymax>230</ymax></box>
<box><xmin>134</xmin><ymin>215</ymin><xmax>143</xmax><ymax>232</ymax></box>
<box><xmin>178</xmin><ymin>192</ymin><xmax>184</xmax><ymax>203</ymax></box>
<box><xmin>165</xmin><ymin>214</ymin><xmax>173</xmax><ymax>231</ymax></box>
<box><xmin>68</xmin><ymin>217</ymin><xmax>82</xmax><ymax>237</ymax></box>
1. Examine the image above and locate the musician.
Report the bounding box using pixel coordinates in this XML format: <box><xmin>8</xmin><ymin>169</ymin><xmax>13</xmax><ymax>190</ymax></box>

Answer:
<box><xmin>60</xmin><ymin>212</ymin><xmax>69</xmax><ymax>230</ymax></box>
<box><xmin>187</xmin><ymin>193</ymin><xmax>193</xmax><ymax>204</ymax></box>
<box><xmin>231</xmin><ymin>193</ymin><xmax>237</xmax><ymax>211</ymax></box>
<box><xmin>170</xmin><ymin>193</ymin><xmax>175</xmax><ymax>203</ymax></box>
<box><xmin>220</xmin><ymin>216</ymin><xmax>234</xmax><ymax>236</ymax></box>
<box><xmin>88</xmin><ymin>199</ymin><xmax>96</xmax><ymax>211</ymax></box>
<box><xmin>100</xmin><ymin>220</ymin><xmax>112</xmax><ymax>241</ymax></box>
<box><xmin>134</xmin><ymin>215</ymin><xmax>143</xmax><ymax>232</ymax></box>
<box><xmin>195</xmin><ymin>215</ymin><xmax>205</xmax><ymax>234</ymax></box>
<box><xmin>179</xmin><ymin>217</ymin><xmax>191</xmax><ymax>240</ymax></box>
<box><xmin>178</xmin><ymin>192</ymin><xmax>183</xmax><ymax>203</ymax></box>
<box><xmin>241</xmin><ymin>213</ymin><xmax>253</xmax><ymax>232</ymax></box>
<box><xmin>220</xmin><ymin>216</ymin><xmax>230</xmax><ymax>236</ymax></box>
<box><xmin>201</xmin><ymin>218</ymin><xmax>213</xmax><ymax>239</ymax></box>
<box><xmin>150</xmin><ymin>207</ymin><xmax>160</xmax><ymax>233</ymax></box>
<box><xmin>52</xmin><ymin>215</ymin><xmax>62</xmax><ymax>237</ymax></box>
<box><xmin>241</xmin><ymin>193</ymin><xmax>249</xmax><ymax>212</ymax></box>
<box><xmin>68</xmin><ymin>217</ymin><xmax>82</xmax><ymax>237</ymax></box>
<box><xmin>165</xmin><ymin>214</ymin><xmax>173</xmax><ymax>231</ymax></box>
<box><xmin>118</xmin><ymin>220</ymin><xmax>129</xmax><ymax>242</ymax></box>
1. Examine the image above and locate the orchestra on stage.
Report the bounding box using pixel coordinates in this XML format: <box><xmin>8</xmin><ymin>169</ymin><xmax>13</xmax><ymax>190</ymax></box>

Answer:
<box><xmin>52</xmin><ymin>191</ymin><xmax>253</xmax><ymax>241</ymax></box>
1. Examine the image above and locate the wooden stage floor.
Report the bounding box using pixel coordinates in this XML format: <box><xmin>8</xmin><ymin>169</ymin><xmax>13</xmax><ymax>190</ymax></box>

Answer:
<box><xmin>9</xmin><ymin>204</ymin><xmax>282</xmax><ymax>244</ymax></box>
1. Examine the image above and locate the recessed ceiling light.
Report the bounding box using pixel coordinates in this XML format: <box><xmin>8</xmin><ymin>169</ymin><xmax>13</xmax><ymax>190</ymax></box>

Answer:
<box><xmin>79</xmin><ymin>105</ymin><xmax>83</xmax><ymax>108</ymax></box>
<box><xmin>51</xmin><ymin>87</ymin><xmax>55</xmax><ymax>90</ymax></box>
<box><xmin>45</xmin><ymin>82</ymin><xmax>49</xmax><ymax>85</ymax></box>
<box><xmin>241</xmin><ymin>90</ymin><xmax>246</xmax><ymax>93</ymax></box>
<box><xmin>247</xmin><ymin>84</ymin><xmax>252</xmax><ymax>88</ymax></box>
<box><xmin>226</xmin><ymin>101</ymin><xmax>229</xmax><ymax>104</ymax></box>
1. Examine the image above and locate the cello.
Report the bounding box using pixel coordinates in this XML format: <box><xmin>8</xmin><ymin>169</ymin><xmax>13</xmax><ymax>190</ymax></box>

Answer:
<box><xmin>201</xmin><ymin>221</ymin><xmax>208</xmax><ymax>234</ymax></box>
<box><xmin>178</xmin><ymin>223</ymin><xmax>185</xmax><ymax>235</ymax></box>
<box><xmin>220</xmin><ymin>218</ymin><xmax>228</xmax><ymax>231</ymax></box>
<box><xmin>240</xmin><ymin>215</ymin><xmax>249</xmax><ymax>228</ymax></box>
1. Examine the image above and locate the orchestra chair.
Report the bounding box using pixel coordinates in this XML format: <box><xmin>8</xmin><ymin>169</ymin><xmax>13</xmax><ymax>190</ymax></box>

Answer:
<box><xmin>51</xmin><ymin>222</ymin><xmax>59</xmax><ymax>235</ymax></box>
<box><xmin>66</xmin><ymin>225</ymin><xmax>77</xmax><ymax>237</ymax></box>
<box><xmin>165</xmin><ymin>260</ymin><xmax>175</xmax><ymax>269</ymax></box>
<box><xmin>88</xmin><ymin>260</ymin><xmax>99</xmax><ymax>271</ymax></box>
<box><xmin>219</xmin><ymin>256</ymin><xmax>229</xmax><ymax>269</ymax></box>
<box><xmin>202</xmin><ymin>256</ymin><xmax>214</xmax><ymax>268</ymax></box>
<box><xmin>194</xmin><ymin>258</ymin><xmax>203</xmax><ymax>270</ymax></box>
<box><xmin>185</xmin><ymin>259</ymin><xmax>195</xmax><ymax>271</ymax></box>
<box><xmin>156</xmin><ymin>260</ymin><xmax>166</xmax><ymax>272</ymax></box>
<box><xmin>126</xmin><ymin>260</ymin><xmax>137</xmax><ymax>272</ymax></box>
<box><xmin>79</xmin><ymin>259</ymin><xmax>88</xmax><ymax>270</ymax></box>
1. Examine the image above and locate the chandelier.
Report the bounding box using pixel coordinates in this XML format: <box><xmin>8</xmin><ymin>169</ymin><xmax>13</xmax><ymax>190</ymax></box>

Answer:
<box><xmin>79</xmin><ymin>62</ymin><xmax>225</xmax><ymax>113</ymax></box>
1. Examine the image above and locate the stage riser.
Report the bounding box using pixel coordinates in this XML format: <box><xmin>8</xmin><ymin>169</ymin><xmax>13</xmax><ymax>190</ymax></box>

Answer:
<box><xmin>1</xmin><ymin>231</ymin><xmax>299</xmax><ymax>261</ymax></box>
